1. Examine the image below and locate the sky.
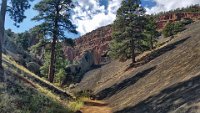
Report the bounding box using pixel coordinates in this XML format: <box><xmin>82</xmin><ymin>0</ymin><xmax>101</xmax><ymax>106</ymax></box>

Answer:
<box><xmin>4</xmin><ymin>0</ymin><xmax>200</xmax><ymax>38</ymax></box>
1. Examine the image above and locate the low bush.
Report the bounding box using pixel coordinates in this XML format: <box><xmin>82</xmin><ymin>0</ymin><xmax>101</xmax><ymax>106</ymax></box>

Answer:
<box><xmin>181</xmin><ymin>18</ymin><xmax>193</xmax><ymax>25</ymax></box>
<box><xmin>55</xmin><ymin>69</ymin><xmax>66</xmax><ymax>85</ymax></box>
<box><xmin>162</xmin><ymin>21</ymin><xmax>185</xmax><ymax>38</ymax></box>
<box><xmin>68</xmin><ymin>100</ymin><xmax>84</xmax><ymax>112</ymax></box>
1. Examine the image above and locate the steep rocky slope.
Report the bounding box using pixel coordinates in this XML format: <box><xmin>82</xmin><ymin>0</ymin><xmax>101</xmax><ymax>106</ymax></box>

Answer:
<box><xmin>74</xmin><ymin>21</ymin><xmax>200</xmax><ymax>113</ymax></box>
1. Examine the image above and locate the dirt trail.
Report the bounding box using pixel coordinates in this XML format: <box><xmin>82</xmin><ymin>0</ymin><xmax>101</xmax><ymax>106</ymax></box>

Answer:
<box><xmin>80</xmin><ymin>100</ymin><xmax>112</xmax><ymax>113</ymax></box>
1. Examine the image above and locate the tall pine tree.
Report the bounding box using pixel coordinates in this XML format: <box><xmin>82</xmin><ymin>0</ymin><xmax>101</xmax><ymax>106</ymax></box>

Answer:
<box><xmin>109</xmin><ymin>0</ymin><xmax>146</xmax><ymax>64</ymax></box>
<box><xmin>33</xmin><ymin>0</ymin><xmax>77</xmax><ymax>83</ymax></box>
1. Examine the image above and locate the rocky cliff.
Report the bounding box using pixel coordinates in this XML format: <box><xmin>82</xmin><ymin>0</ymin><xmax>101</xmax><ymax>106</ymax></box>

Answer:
<box><xmin>71</xmin><ymin>12</ymin><xmax>200</xmax><ymax>63</ymax></box>
<box><xmin>64</xmin><ymin>25</ymin><xmax>112</xmax><ymax>65</ymax></box>
<box><xmin>62</xmin><ymin>25</ymin><xmax>112</xmax><ymax>85</ymax></box>
<box><xmin>75</xmin><ymin>25</ymin><xmax>112</xmax><ymax>64</ymax></box>
<box><xmin>157</xmin><ymin>12</ymin><xmax>200</xmax><ymax>29</ymax></box>
<box><xmin>63</xmin><ymin>12</ymin><xmax>200</xmax><ymax>85</ymax></box>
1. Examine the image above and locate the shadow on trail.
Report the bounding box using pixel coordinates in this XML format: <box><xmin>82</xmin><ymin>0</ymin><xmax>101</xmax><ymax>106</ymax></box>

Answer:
<box><xmin>96</xmin><ymin>66</ymin><xmax>157</xmax><ymax>100</ymax></box>
<box><xmin>115</xmin><ymin>75</ymin><xmax>200</xmax><ymax>113</ymax></box>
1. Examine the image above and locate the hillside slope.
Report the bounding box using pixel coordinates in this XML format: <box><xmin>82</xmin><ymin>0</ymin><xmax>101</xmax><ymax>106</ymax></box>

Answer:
<box><xmin>0</xmin><ymin>55</ymin><xmax>75</xmax><ymax>113</ymax></box>
<box><xmin>74</xmin><ymin>21</ymin><xmax>200</xmax><ymax>113</ymax></box>
<box><xmin>0</xmin><ymin>70</ymin><xmax>72</xmax><ymax>113</ymax></box>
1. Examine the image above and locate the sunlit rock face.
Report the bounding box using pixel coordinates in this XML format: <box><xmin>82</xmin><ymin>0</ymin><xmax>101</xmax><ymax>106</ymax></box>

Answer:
<box><xmin>63</xmin><ymin>25</ymin><xmax>112</xmax><ymax>65</ymax></box>
<box><xmin>62</xmin><ymin>25</ymin><xmax>112</xmax><ymax>85</ymax></box>
<box><xmin>157</xmin><ymin>12</ymin><xmax>200</xmax><ymax>29</ymax></box>
<box><xmin>74</xmin><ymin>25</ymin><xmax>112</xmax><ymax>65</ymax></box>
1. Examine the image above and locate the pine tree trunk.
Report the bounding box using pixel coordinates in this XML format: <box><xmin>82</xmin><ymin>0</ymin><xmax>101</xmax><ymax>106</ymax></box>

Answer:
<box><xmin>0</xmin><ymin>0</ymin><xmax>7</xmax><ymax>70</ymax></box>
<box><xmin>48</xmin><ymin>6</ymin><xmax>59</xmax><ymax>83</ymax></box>
<box><xmin>0</xmin><ymin>27</ymin><xmax>3</xmax><ymax>70</ymax></box>
<box><xmin>131</xmin><ymin>39</ymin><xmax>136</xmax><ymax>64</ymax></box>
<box><xmin>150</xmin><ymin>36</ymin><xmax>153</xmax><ymax>50</ymax></box>
<box><xmin>48</xmin><ymin>36</ymin><xmax>56</xmax><ymax>83</ymax></box>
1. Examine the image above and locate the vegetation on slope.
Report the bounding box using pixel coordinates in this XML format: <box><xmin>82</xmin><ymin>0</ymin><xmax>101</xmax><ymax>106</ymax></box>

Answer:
<box><xmin>1</xmin><ymin>54</ymin><xmax>87</xmax><ymax>112</ymax></box>
<box><xmin>0</xmin><ymin>70</ymin><xmax>72</xmax><ymax>113</ymax></box>
<box><xmin>162</xmin><ymin>18</ymin><xmax>193</xmax><ymax>38</ymax></box>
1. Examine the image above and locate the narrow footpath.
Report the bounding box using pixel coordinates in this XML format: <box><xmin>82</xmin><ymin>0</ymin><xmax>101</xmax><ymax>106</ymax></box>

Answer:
<box><xmin>80</xmin><ymin>100</ymin><xmax>112</xmax><ymax>113</ymax></box>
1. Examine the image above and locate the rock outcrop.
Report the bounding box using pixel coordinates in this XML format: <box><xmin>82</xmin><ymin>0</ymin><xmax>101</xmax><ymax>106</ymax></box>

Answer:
<box><xmin>3</xmin><ymin>33</ymin><xmax>40</xmax><ymax>67</ymax></box>
<box><xmin>74</xmin><ymin>25</ymin><xmax>112</xmax><ymax>65</ymax></box>
<box><xmin>61</xmin><ymin>50</ymin><xmax>95</xmax><ymax>85</ymax></box>
<box><xmin>63</xmin><ymin>25</ymin><xmax>112</xmax><ymax>65</ymax></box>
<box><xmin>62</xmin><ymin>25</ymin><xmax>112</xmax><ymax>85</ymax></box>
<box><xmin>157</xmin><ymin>12</ymin><xmax>200</xmax><ymax>29</ymax></box>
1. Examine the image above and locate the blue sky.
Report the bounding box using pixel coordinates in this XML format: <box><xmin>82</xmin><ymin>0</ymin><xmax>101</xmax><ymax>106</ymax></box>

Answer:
<box><xmin>5</xmin><ymin>0</ymin><xmax>39</xmax><ymax>33</ymax></box>
<box><xmin>5</xmin><ymin>0</ymin><xmax>200</xmax><ymax>38</ymax></box>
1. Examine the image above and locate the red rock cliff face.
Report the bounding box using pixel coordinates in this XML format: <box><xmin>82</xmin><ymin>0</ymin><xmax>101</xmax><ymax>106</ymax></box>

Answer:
<box><xmin>75</xmin><ymin>25</ymin><xmax>112</xmax><ymax>64</ymax></box>
<box><xmin>63</xmin><ymin>12</ymin><xmax>200</xmax><ymax>65</ymax></box>
<box><xmin>63</xmin><ymin>25</ymin><xmax>112</xmax><ymax>65</ymax></box>
<box><xmin>75</xmin><ymin>25</ymin><xmax>112</xmax><ymax>53</ymax></box>
<box><xmin>157</xmin><ymin>12</ymin><xmax>200</xmax><ymax>29</ymax></box>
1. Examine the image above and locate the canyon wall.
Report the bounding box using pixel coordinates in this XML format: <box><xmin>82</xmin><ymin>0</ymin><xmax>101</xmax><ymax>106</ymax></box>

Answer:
<box><xmin>64</xmin><ymin>25</ymin><xmax>112</xmax><ymax>65</ymax></box>
<box><xmin>75</xmin><ymin>25</ymin><xmax>112</xmax><ymax>64</ymax></box>
<box><xmin>62</xmin><ymin>12</ymin><xmax>200</xmax><ymax>85</ymax></box>
<box><xmin>64</xmin><ymin>12</ymin><xmax>200</xmax><ymax>65</ymax></box>
<box><xmin>157</xmin><ymin>12</ymin><xmax>200</xmax><ymax>29</ymax></box>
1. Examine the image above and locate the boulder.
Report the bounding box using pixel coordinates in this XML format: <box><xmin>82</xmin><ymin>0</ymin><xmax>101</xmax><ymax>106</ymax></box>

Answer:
<box><xmin>62</xmin><ymin>51</ymin><xmax>95</xmax><ymax>85</ymax></box>
<box><xmin>26</xmin><ymin>62</ymin><xmax>41</xmax><ymax>75</ymax></box>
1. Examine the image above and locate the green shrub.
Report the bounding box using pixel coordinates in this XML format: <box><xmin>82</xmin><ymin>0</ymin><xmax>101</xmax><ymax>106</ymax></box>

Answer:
<box><xmin>55</xmin><ymin>69</ymin><xmax>66</xmax><ymax>85</ymax></box>
<box><xmin>181</xmin><ymin>18</ymin><xmax>193</xmax><ymax>25</ymax></box>
<box><xmin>68</xmin><ymin>101</ymin><xmax>83</xmax><ymax>112</ymax></box>
<box><xmin>75</xmin><ymin>90</ymin><xmax>93</xmax><ymax>99</ymax></box>
<box><xmin>162</xmin><ymin>21</ymin><xmax>185</xmax><ymax>38</ymax></box>
<box><xmin>173</xmin><ymin>21</ymin><xmax>185</xmax><ymax>33</ymax></box>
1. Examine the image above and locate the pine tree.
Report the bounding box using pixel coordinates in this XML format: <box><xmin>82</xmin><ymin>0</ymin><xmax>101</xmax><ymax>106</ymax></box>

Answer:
<box><xmin>145</xmin><ymin>16</ymin><xmax>159</xmax><ymax>50</ymax></box>
<box><xmin>32</xmin><ymin>0</ymin><xmax>77</xmax><ymax>83</ymax></box>
<box><xmin>109</xmin><ymin>0</ymin><xmax>146</xmax><ymax>64</ymax></box>
<box><xmin>0</xmin><ymin>0</ymin><xmax>33</xmax><ymax>69</ymax></box>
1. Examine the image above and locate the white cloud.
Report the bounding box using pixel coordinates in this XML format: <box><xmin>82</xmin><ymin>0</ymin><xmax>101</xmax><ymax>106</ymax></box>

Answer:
<box><xmin>72</xmin><ymin>0</ymin><xmax>122</xmax><ymax>35</ymax></box>
<box><xmin>146</xmin><ymin>0</ymin><xmax>200</xmax><ymax>14</ymax></box>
